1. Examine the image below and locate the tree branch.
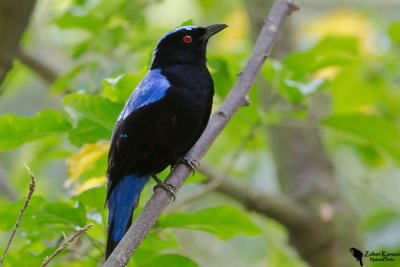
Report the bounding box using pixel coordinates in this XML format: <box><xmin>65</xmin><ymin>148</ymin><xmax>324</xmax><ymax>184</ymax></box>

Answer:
<box><xmin>103</xmin><ymin>1</ymin><xmax>299</xmax><ymax>266</ymax></box>
<box><xmin>0</xmin><ymin>0</ymin><xmax>36</xmax><ymax>86</ymax></box>
<box><xmin>197</xmin><ymin>164</ymin><xmax>311</xmax><ymax>232</ymax></box>
<box><xmin>16</xmin><ymin>50</ymin><xmax>58</xmax><ymax>85</ymax></box>
<box><xmin>40</xmin><ymin>223</ymin><xmax>94</xmax><ymax>267</ymax></box>
<box><xmin>0</xmin><ymin>165</ymin><xmax>36</xmax><ymax>267</ymax></box>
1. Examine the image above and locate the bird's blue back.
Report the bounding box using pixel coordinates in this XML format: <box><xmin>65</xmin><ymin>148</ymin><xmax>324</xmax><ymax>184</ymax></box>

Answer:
<box><xmin>117</xmin><ymin>69</ymin><xmax>170</xmax><ymax>121</ymax></box>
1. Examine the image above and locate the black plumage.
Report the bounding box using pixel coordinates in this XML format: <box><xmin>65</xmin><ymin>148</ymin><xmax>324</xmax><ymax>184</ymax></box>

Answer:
<box><xmin>105</xmin><ymin>24</ymin><xmax>227</xmax><ymax>259</ymax></box>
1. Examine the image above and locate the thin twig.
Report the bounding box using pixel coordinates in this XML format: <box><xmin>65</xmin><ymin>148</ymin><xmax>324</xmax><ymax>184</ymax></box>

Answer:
<box><xmin>0</xmin><ymin>164</ymin><xmax>36</xmax><ymax>267</ymax></box>
<box><xmin>103</xmin><ymin>1</ymin><xmax>298</xmax><ymax>266</ymax></box>
<box><xmin>40</xmin><ymin>223</ymin><xmax>94</xmax><ymax>267</ymax></box>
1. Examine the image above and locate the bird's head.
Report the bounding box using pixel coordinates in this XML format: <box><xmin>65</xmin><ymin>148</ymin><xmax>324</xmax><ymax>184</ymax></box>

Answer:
<box><xmin>150</xmin><ymin>24</ymin><xmax>228</xmax><ymax>69</ymax></box>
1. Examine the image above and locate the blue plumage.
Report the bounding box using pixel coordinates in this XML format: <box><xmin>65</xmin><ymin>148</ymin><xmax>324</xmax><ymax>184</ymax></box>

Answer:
<box><xmin>107</xmin><ymin>174</ymin><xmax>150</xmax><ymax>241</ymax></box>
<box><xmin>117</xmin><ymin>68</ymin><xmax>170</xmax><ymax>122</ymax></box>
<box><xmin>106</xmin><ymin>23</ymin><xmax>227</xmax><ymax>259</ymax></box>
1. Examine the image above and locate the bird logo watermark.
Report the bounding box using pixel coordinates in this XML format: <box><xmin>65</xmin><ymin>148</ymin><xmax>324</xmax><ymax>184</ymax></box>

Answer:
<box><xmin>350</xmin><ymin>247</ymin><xmax>400</xmax><ymax>265</ymax></box>
<box><xmin>350</xmin><ymin>247</ymin><xmax>364</xmax><ymax>266</ymax></box>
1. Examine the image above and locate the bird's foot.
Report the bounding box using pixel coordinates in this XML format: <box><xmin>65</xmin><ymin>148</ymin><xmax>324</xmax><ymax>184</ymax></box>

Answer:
<box><xmin>151</xmin><ymin>174</ymin><xmax>176</xmax><ymax>200</ymax></box>
<box><xmin>175</xmin><ymin>156</ymin><xmax>196</xmax><ymax>175</ymax></box>
<box><xmin>181</xmin><ymin>156</ymin><xmax>197</xmax><ymax>174</ymax></box>
<box><xmin>170</xmin><ymin>162</ymin><xmax>176</xmax><ymax>172</ymax></box>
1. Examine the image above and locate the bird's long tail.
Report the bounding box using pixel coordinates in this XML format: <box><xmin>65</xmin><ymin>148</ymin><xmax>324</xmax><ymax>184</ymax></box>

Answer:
<box><xmin>106</xmin><ymin>174</ymin><xmax>150</xmax><ymax>259</ymax></box>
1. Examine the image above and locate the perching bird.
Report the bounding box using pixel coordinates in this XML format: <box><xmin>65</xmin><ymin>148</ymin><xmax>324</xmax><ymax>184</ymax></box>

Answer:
<box><xmin>350</xmin><ymin>247</ymin><xmax>364</xmax><ymax>266</ymax></box>
<box><xmin>105</xmin><ymin>24</ymin><xmax>227</xmax><ymax>259</ymax></box>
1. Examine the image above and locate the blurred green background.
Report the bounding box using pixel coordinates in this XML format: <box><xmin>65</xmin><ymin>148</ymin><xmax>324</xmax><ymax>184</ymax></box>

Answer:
<box><xmin>1</xmin><ymin>0</ymin><xmax>400</xmax><ymax>266</ymax></box>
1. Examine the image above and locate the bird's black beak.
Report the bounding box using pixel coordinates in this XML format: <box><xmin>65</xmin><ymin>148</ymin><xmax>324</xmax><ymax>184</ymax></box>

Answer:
<box><xmin>199</xmin><ymin>23</ymin><xmax>228</xmax><ymax>41</ymax></box>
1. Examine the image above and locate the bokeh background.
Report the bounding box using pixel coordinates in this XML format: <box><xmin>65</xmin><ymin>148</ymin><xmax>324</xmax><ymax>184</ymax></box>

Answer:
<box><xmin>1</xmin><ymin>0</ymin><xmax>400</xmax><ymax>266</ymax></box>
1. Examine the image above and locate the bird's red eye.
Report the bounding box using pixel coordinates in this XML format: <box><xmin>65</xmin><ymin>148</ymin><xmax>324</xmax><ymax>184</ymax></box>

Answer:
<box><xmin>183</xmin><ymin>35</ymin><xmax>192</xmax><ymax>43</ymax></box>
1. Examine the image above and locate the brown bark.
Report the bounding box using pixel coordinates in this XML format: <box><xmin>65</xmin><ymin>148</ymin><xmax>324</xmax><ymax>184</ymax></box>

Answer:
<box><xmin>0</xmin><ymin>0</ymin><xmax>36</xmax><ymax>85</ymax></box>
<box><xmin>17</xmin><ymin>50</ymin><xmax>58</xmax><ymax>84</ymax></box>
<box><xmin>268</xmin><ymin>123</ymin><xmax>362</xmax><ymax>267</ymax></box>
<box><xmin>244</xmin><ymin>0</ymin><xmax>363</xmax><ymax>266</ymax></box>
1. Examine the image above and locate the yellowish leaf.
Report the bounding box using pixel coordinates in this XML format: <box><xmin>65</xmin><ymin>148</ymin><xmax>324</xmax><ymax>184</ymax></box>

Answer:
<box><xmin>300</xmin><ymin>9</ymin><xmax>376</xmax><ymax>53</ymax></box>
<box><xmin>355</xmin><ymin>104</ymin><xmax>379</xmax><ymax>115</ymax></box>
<box><xmin>75</xmin><ymin>176</ymin><xmax>107</xmax><ymax>194</ymax></box>
<box><xmin>312</xmin><ymin>66</ymin><xmax>341</xmax><ymax>80</ymax></box>
<box><xmin>214</xmin><ymin>6</ymin><xmax>250</xmax><ymax>52</ymax></box>
<box><xmin>66</xmin><ymin>143</ymin><xmax>109</xmax><ymax>187</ymax></box>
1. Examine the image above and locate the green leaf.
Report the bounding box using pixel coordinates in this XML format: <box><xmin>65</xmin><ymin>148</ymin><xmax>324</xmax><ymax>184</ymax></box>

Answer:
<box><xmin>64</xmin><ymin>93</ymin><xmax>123</xmax><ymax>131</ymax></box>
<box><xmin>0</xmin><ymin>197</ymin><xmax>86</xmax><ymax>232</ymax></box>
<box><xmin>134</xmin><ymin>230</ymin><xmax>181</xmax><ymax>265</ymax></box>
<box><xmin>331</xmin><ymin>65</ymin><xmax>384</xmax><ymax>113</ymax></box>
<box><xmin>61</xmin><ymin>230</ymin><xmax>68</xmax><ymax>244</ymax></box>
<box><xmin>0</xmin><ymin>196</ymin><xmax>45</xmax><ymax>231</ymax></box>
<box><xmin>68</xmin><ymin>118</ymin><xmax>111</xmax><ymax>146</ymax></box>
<box><xmin>322</xmin><ymin>114</ymin><xmax>400</xmax><ymax>159</ymax></box>
<box><xmin>161</xmin><ymin>206</ymin><xmax>262</xmax><ymax>240</ymax></box>
<box><xmin>355</xmin><ymin>145</ymin><xmax>385</xmax><ymax>166</ymax></box>
<box><xmin>51</xmin><ymin>63</ymin><xmax>88</xmax><ymax>93</ymax></box>
<box><xmin>140</xmin><ymin>230</ymin><xmax>180</xmax><ymax>251</ymax></box>
<box><xmin>0</xmin><ymin>109</ymin><xmax>72</xmax><ymax>151</ymax></box>
<box><xmin>208</xmin><ymin>55</ymin><xmax>237</xmax><ymax>98</ymax></box>
<box><xmin>389</xmin><ymin>22</ymin><xmax>400</xmax><ymax>44</ymax></box>
<box><xmin>179</xmin><ymin>19</ymin><xmax>195</xmax><ymax>27</ymax></box>
<box><xmin>7</xmin><ymin>247</ymin><xmax>58</xmax><ymax>267</ymax></box>
<box><xmin>283</xmin><ymin>36</ymin><xmax>358</xmax><ymax>79</ymax></box>
<box><xmin>102</xmin><ymin>70</ymin><xmax>145</xmax><ymax>103</ymax></box>
<box><xmin>278</xmin><ymin>77</ymin><xmax>304</xmax><ymax>103</ymax></box>
<box><xmin>54</xmin><ymin>12</ymin><xmax>103</xmax><ymax>32</ymax></box>
<box><xmin>41</xmin><ymin>201</ymin><xmax>87</xmax><ymax>226</ymax></box>
<box><xmin>362</xmin><ymin>209</ymin><xmax>399</xmax><ymax>231</ymax></box>
<box><xmin>73</xmin><ymin>186</ymin><xmax>106</xmax><ymax>211</ymax></box>
<box><xmin>142</xmin><ymin>254</ymin><xmax>200</xmax><ymax>267</ymax></box>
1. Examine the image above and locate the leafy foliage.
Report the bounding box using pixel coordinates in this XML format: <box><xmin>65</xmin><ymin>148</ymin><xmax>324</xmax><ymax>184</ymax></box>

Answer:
<box><xmin>141</xmin><ymin>254</ymin><xmax>200</xmax><ymax>267</ymax></box>
<box><xmin>0</xmin><ymin>1</ymin><xmax>400</xmax><ymax>267</ymax></box>
<box><xmin>0</xmin><ymin>109</ymin><xmax>71</xmax><ymax>150</ymax></box>
<box><xmin>161</xmin><ymin>206</ymin><xmax>262</xmax><ymax>240</ymax></box>
<box><xmin>322</xmin><ymin>114</ymin><xmax>400</xmax><ymax>159</ymax></box>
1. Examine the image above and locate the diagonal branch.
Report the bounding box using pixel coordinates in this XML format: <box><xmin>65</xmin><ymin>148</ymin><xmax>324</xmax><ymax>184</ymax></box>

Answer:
<box><xmin>103</xmin><ymin>1</ymin><xmax>299</xmax><ymax>266</ymax></box>
<box><xmin>16</xmin><ymin>50</ymin><xmax>58</xmax><ymax>85</ymax></box>
<box><xmin>197</xmin><ymin>164</ymin><xmax>311</xmax><ymax>232</ymax></box>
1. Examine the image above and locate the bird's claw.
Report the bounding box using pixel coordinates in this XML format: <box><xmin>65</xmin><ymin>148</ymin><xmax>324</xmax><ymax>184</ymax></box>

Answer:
<box><xmin>174</xmin><ymin>156</ymin><xmax>196</xmax><ymax>175</ymax></box>
<box><xmin>181</xmin><ymin>156</ymin><xmax>196</xmax><ymax>175</ymax></box>
<box><xmin>151</xmin><ymin>174</ymin><xmax>177</xmax><ymax>201</ymax></box>
<box><xmin>170</xmin><ymin>162</ymin><xmax>176</xmax><ymax>171</ymax></box>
